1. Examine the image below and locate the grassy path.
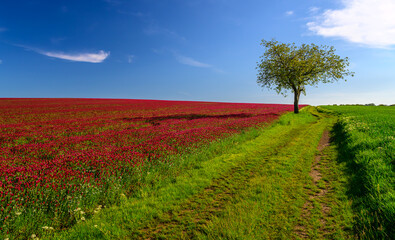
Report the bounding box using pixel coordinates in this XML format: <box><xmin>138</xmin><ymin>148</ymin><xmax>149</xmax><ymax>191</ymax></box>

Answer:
<box><xmin>136</xmin><ymin>122</ymin><xmax>310</xmax><ymax>239</ymax></box>
<box><xmin>56</xmin><ymin>107</ymin><xmax>354</xmax><ymax>239</ymax></box>
<box><xmin>294</xmin><ymin>130</ymin><xmax>354</xmax><ymax>239</ymax></box>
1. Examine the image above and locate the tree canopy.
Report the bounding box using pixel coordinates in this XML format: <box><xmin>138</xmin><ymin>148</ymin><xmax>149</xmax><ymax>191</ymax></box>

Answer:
<box><xmin>257</xmin><ymin>39</ymin><xmax>354</xmax><ymax>113</ymax></box>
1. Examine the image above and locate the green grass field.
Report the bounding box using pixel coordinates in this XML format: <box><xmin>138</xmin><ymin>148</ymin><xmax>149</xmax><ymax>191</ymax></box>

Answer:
<box><xmin>321</xmin><ymin>105</ymin><xmax>395</xmax><ymax>239</ymax></box>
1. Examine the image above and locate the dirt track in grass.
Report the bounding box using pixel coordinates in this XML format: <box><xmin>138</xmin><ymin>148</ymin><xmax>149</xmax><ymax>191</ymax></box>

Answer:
<box><xmin>295</xmin><ymin>130</ymin><xmax>331</xmax><ymax>238</ymax></box>
<box><xmin>131</xmin><ymin>108</ymin><xmax>354</xmax><ymax>240</ymax></box>
<box><xmin>135</xmin><ymin>125</ymin><xmax>307</xmax><ymax>239</ymax></box>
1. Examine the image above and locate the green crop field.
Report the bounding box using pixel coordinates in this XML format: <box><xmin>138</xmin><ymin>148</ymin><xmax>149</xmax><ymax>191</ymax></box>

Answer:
<box><xmin>321</xmin><ymin>105</ymin><xmax>395</xmax><ymax>239</ymax></box>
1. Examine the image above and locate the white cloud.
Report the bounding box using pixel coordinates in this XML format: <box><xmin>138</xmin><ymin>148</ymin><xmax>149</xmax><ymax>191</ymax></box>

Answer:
<box><xmin>0</xmin><ymin>27</ymin><xmax>6</xmax><ymax>32</ymax></box>
<box><xmin>0</xmin><ymin>59</ymin><xmax>2</xmax><ymax>64</ymax></box>
<box><xmin>13</xmin><ymin>43</ymin><xmax>110</xmax><ymax>63</ymax></box>
<box><xmin>285</xmin><ymin>11</ymin><xmax>294</xmax><ymax>16</ymax></box>
<box><xmin>175</xmin><ymin>54</ymin><xmax>212</xmax><ymax>68</ymax></box>
<box><xmin>307</xmin><ymin>0</ymin><xmax>395</xmax><ymax>48</ymax></box>
<box><xmin>40</xmin><ymin>50</ymin><xmax>110</xmax><ymax>63</ymax></box>
<box><xmin>309</xmin><ymin>7</ymin><xmax>320</xmax><ymax>13</ymax></box>
<box><xmin>174</xmin><ymin>53</ymin><xmax>225</xmax><ymax>73</ymax></box>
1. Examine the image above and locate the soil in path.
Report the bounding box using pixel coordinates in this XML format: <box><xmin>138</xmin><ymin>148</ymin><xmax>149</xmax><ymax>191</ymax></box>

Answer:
<box><xmin>295</xmin><ymin>130</ymin><xmax>330</xmax><ymax>238</ymax></box>
<box><xmin>135</xmin><ymin>126</ymin><xmax>307</xmax><ymax>239</ymax></box>
<box><xmin>294</xmin><ymin>129</ymin><xmax>354</xmax><ymax>239</ymax></box>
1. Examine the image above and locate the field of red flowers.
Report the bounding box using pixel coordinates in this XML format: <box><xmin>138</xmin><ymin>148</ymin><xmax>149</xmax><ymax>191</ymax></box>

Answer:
<box><xmin>0</xmin><ymin>98</ymin><xmax>295</xmax><ymax>237</ymax></box>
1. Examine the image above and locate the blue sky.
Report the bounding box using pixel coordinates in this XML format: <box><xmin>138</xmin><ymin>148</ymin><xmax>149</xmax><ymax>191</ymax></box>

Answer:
<box><xmin>1</xmin><ymin>0</ymin><xmax>394</xmax><ymax>105</ymax></box>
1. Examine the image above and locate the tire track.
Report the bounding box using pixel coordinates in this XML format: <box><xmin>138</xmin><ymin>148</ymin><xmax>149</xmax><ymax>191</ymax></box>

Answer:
<box><xmin>294</xmin><ymin>130</ymin><xmax>331</xmax><ymax>239</ymax></box>
<box><xmin>135</xmin><ymin>120</ymin><xmax>319</xmax><ymax>239</ymax></box>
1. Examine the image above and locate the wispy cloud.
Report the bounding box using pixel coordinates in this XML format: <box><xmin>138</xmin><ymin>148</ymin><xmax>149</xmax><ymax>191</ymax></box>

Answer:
<box><xmin>309</xmin><ymin>7</ymin><xmax>320</xmax><ymax>13</ymax></box>
<box><xmin>14</xmin><ymin>43</ymin><xmax>110</xmax><ymax>63</ymax></box>
<box><xmin>307</xmin><ymin>0</ymin><xmax>395</xmax><ymax>48</ymax></box>
<box><xmin>174</xmin><ymin>53</ymin><xmax>225</xmax><ymax>73</ymax></box>
<box><xmin>39</xmin><ymin>50</ymin><xmax>110</xmax><ymax>63</ymax></box>
<box><xmin>0</xmin><ymin>59</ymin><xmax>2</xmax><ymax>64</ymax></box>
<box><xmin>0</xmin><ymin>27</ymin><xmax>7</xmax><ymax>32</ymax></box>
<box><xmin>175</xmin><ymin>54</ymin><xmax>211</xmax><ymax>68</ymax></box>
<box><xmin>285</xmin><ymin>10</ymin><xmax>294</xmax><ymax>16</ymax></box>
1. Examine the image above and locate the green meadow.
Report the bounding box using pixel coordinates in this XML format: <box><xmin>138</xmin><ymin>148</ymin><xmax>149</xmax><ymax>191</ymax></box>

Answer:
<box><xmin>322</xmin><ymin>105</ymin><xmax>395</xmax><ymax>239</ymax></box>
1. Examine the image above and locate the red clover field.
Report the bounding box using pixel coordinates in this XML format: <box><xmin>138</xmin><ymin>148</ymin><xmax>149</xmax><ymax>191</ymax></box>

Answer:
<box><xmin>0</xmin><ymin>98</ymin><xmax>295</xmax><ymax>238</ymax></box>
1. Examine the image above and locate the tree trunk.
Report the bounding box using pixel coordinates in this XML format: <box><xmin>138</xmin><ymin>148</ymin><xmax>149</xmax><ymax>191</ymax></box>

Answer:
<box><xmin>294</xmin><ymin>91</ymin><xmax>300</xmax><ymax>114</ymax></box>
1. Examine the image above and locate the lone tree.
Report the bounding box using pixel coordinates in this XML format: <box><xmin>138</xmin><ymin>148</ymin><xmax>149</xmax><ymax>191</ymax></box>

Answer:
<box><xmin>257</xmin><ymin>39</ymin><xmax>354</xmax><ymax>113</ymax></box>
